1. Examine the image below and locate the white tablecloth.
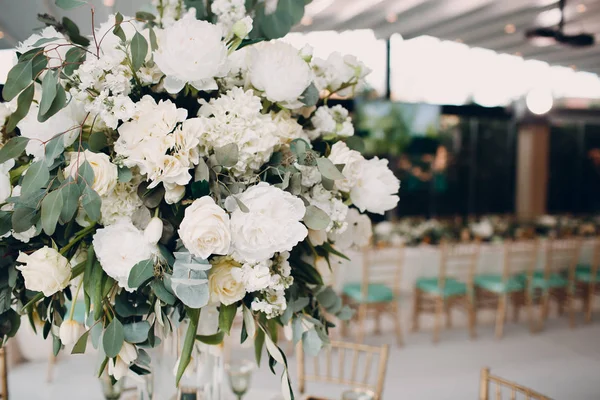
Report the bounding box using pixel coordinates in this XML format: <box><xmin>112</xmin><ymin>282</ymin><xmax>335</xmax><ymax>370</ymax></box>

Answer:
<box><xmin>334</xmin><ymin>239</ymin><xmax>597</xmax><ymax>293</ymax></box>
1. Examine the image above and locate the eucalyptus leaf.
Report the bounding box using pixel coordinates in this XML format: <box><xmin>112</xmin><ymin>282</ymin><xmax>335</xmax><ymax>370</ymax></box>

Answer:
<box><xmin>175</xmin><ymin>307</ymin><xmax>199</xmax><ymax>386</ymax></box>
<box><xmin>44</xmin><ymin>135</ymin><xmax>64</xmax><ymax>166</ymax></box>
<box><xmin>170</xmin><ymin>252</ymin><xmax>210</xmax><ymax>308</ymax></box>
<box><xmin>218</xmin><ymin>303</ymin><xmax>237</xmax><ymax>335</ymax></box>
<box><xmin>31</xmin><ymin>52</ymin><xmax>48</xmax><ymax>80</ymax></box>
<box><xmin>37</xmin><ymin>83</ymin><xmax>66</xmax><ymax>122</ymax></box>
<box><xmin>62</xmin><ymin>17</ymin><xmax>90</xmax><ymax>47</ymax></box>
<box><xmin>194</xmin><ymin>158</ymin><xmax>210</xmax><ymax>182</ymax></box>
<box><xmin>316</xmin><ymin>158</ymin><xmax>344</xmax><ymax>180</ymax></box>
<box><xmin>103</xmin><ymin>318</ymin><xmax>125</xmax><ymax>358</ymax></box>
<box><xmin>39</xmin><ymin>70</ymin><xmax>58</xmax><ymax>116</ymax></box>
<box><xmin>150</xmin><ymin>280</ymin><xmax>176</xmax><ymax>305</ymax></box>
<box><xmin>6</xmin><ymin>83</ymin><xmax>34</xmax><ymax>132</ymax></box>
<box><xmin>64</xmin><ymin>47</ymin><xmax>86</xmax><ymax>75</ymax></box>
<box><xmin>149</xmin><ymin>27</ymin><xmax>158</xmax><ymax>51</ymax></box>
<box><xmin>123</xmin><ymin>321</ymin><xmax>151</xmax><ymax>344</ymax></box>
<box><xmin>22</xmin><ymin>161</ymin><xmax>50</xmax><ymax>195</ymax></box>
<box><xmin>214</xmin><ymin>143</ymin><xmax>239</xmax><ymax>168</ymax></box>
<box><xmin>2</xmin><ymin>59</ymin><xmax>33</xmax><ymax>101</ymax></box>
<box><xmin>135</xmin><ymin>11</ymin><xmax>156</xmax><ymax>22</ymax></box>
<box><xmin>11</xmin><ymin>206</ymin><xmax>37</xmax><ymax>233</ymax></box>
<box><xmin>0</xmin><ymin>211</ymin><xmax>12</xmax><ymax>236</ymax></box>
<box><xmin>55</xmin><ymin>0</ymin><xmax>87</xmax><ymax>10</ymax></box>
<box><xmin>300</xmin><ymin>82</ymin><xmax>319</xmax><ymax>106</ymax></box>
<box><xmin>71</xmin><ymin>330</ymin><xmax>89</xmax><ymax>354</ymax></box>
<box><xmin>0</xmin><ymin>137</ymin><xmax>29</xmax><ymax>164</ymax></box>
<box><xmin>196</xmin><ymin>330</ymin><xmax>225</xmax><ymax>345</ymax></box>
<box><xmin>302</xmin><ymin>329</ymin><xmax>322</xmax><ymax>357</ymax></box>
<box><xmin>58</xmin><ymin>180</ymin><xmax>81</xmax><ymax>222</ymax></box>
<box><xmin>113</xmin><ymin>25</ymin><xmax>126</xmax><ymax>42</ymax></box>
<box><xmin>130</xmin><ymin>31</ymin><xmax>148</xmax><ymax>71</ymax></box>
<box><xmin>303</xmin><ymin>205</ymin><xmax>330</xmax><ymax>231</ymax></box>
<box><xmin>128</xmin><ymin>259</ymin><xmax>155</xmax><ymax>289</ymax></box>
<box><xmin>117</xmin><ymin>166</ymin><xmax>132</xmax><ymax>183</ymax></box>
<box><xmin>88</xmin><ymin>131</ymin><xmax>108</xmax><ymax>152</ymax></box>
<box><xmin>81</xmin><ymin>186</ymin><xmax>101</xmax><ymax>222</ymax></box>
<box><xmin>41</xmin><ymin>189</ymin><xmax>63</xmax><ymax>235</ymax></box>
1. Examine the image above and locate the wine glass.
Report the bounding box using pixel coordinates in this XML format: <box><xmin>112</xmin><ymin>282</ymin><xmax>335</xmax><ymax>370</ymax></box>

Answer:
<box><xmin>225</xmin><ymin>360</ymin><xmax>254</xmax><ymax>400</ymax></box>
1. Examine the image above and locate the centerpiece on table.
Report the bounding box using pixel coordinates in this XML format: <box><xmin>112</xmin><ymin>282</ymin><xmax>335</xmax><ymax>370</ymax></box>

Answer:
<box><xmin>0</xmin><ymin>0</ymin><xmax>400</xmax><ymax>398</ymax></box>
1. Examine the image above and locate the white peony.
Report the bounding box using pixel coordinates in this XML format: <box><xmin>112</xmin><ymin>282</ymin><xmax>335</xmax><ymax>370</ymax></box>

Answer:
<box><xmin>16</xmin><ymin>247</ymin><xmax>71</xmax><ymax>296</ymax></box>
<box><xmin>93</xmin><ymin>222</ymin><xmax>156</xmax><ymax>291</ymax></box>
<box><xmin>208</xmin><ymin>257</ymin><xmax>246</xmax><ymax>305</ymax></box>
<box><xmin>18</xmin><ymin>99</ymin><xmax>86</xmax><ymax>160</ymax></box>
<box><xmin>64</xmin><ymin>150</ymin><xmax>118</xmax><ymax>197</ymax></box>
<box><xmin>226</xmin><ymin>183</ymin><xmax>307</xmax><ymax>263</ymax></box>
<box><xmin>249</xmin><ymin>41</ymin><xmax>312</xmax><ymax>106</ymax></box>
<box><xmin>327</xmin><ymin>141</ymin><xmax>365</xmax><ymax>192</ymax></box>
<box><xmin>179</xmin><ymin>196</ymin><xmax>231</xmax><ymax>259</ymax></box>
<box><xmin>154</xmin><ymin>13</ymin><xmax>228</xmax><ymax>93</ymax></box>
<box><xmin>312</xmin><ymin>52</ymin><xmax>371</xmax><ymax>97</ymax></box>
<box><xmin>351</xmin><ymin>158</ymin><xmax>400</xmax><ymax>215</ymax></box>
<box><xmin>329</xmin><ymin>208</ymin><xmax>372</xmax><ymax>250</ymax></box>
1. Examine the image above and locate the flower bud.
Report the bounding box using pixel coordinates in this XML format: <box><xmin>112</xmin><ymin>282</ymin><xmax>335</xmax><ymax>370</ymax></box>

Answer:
<box><xmin>144</xmin><ymin>217</ymin><xmax>163</xmax><ymax>245</ymax></box>
<box><xmin>232</xmin><ymin>16</ymin><xmax>253</xmax><ymax>39</ymax></box>
<box><xmin>300</xmin><ymin>44</ymin><xmax>314</xmax><ymax>62</ymax></box>
<box><xmin>59</xmin><ymin>319</ymin><xmax>82</xmax><ymax>345</ymax></box>
<box><xmin>119</xmin><ymin>342</ymin><xmax>138</xmax><ymax>364</ymax></box>
<box><xmin>308</xmin><ymin>229</ymin><xmax>327</xmax><ymax>246</ymax></box>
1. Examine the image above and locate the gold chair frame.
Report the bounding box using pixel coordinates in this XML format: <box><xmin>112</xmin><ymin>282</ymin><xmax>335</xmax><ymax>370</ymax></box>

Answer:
<box><xmin>412</xmin><ymin>242</ymin><xmax>480</xmax><ymax>343</ymax></box>
<box><xmin>580</xmin><ymin>237</ymin><xmax>600</xmax><ymax>323</ymax></box>
<box><xmin>297</xmin><ymin>341</ymin><xmax>389</xmax><ymax>400</ymax></box>
<box><xmin>480</xmin><ymin>367</ymin><xmax>551</xmax><ymax>400</ymax></box>
<box><xmin>0</xmin><ymin>348</ymin><xmax>7</xmax><ymax>400</ymax></box>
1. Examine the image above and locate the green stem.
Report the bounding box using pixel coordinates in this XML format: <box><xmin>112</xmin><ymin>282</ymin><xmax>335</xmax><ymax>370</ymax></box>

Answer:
<box><xmin>60</xmin><ymin>223</ymin><xmax>97</xmax><ymax>256</ymax></box>
<box><xmin>9</xmin><ymin>163</ymin><xmax>31</xmax><ymax>185</ymax></box>
<box><xmin>68</xmin><ymin>278</ymin><xmax>83</xmax><ymax>320</ymax></box>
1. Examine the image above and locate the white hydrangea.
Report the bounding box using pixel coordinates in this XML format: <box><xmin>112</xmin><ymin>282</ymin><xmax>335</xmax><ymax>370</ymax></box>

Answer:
<box><xmin>310</xmin><ymin>105</ymin><xmax>354</xmax><ymax>138</ymax></box>
<box><xmin>307</xmin><ymin>184</ymin><xmax>348</xmax><ymax>234</ymax></box>
<box><xmin>100</xmin><ymin>180</ymin><xmax>144</xmax><ymax>225</ymax></box>
<box><xmin>153</xmin><ymin>0</ymin><xmax>185</xmax><ymax>27</ymax></box>
<box><xmin>212</xmin><ymin>0</ymin><xmax>246</xmax><ymax>33</ymax></box>
<box><xmin>312</xmin><ymin>52</ymin><xmax>371</xmax><ymax>97</ymax></box>
<box><xmin>196</xmin><ymin>87</ymin><xmax>280</xmax><ymax>176</ymax></box>
<box><xmin>271</xmin><ymin>110</ymin><xmax>304</xmax><ymax>143</ymax></box>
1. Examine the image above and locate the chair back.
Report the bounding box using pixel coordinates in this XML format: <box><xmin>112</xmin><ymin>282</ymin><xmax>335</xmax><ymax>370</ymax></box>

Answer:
<box><xmin>544</xmin><ymin>238</ymin><xmax>582</xmax><ymax>279</ymax></box>
<box><xmin>297</xmin><ymin>341</ymin><xmax>389</xmax><ymax>400</ymax></box>
<box><xmin>361</xmin><ymin>244</ymin><xmax>404</xmax><ymax>298</ymax></box>
<box><xmin>504</xmin><ymin>239</ymin><xmax>539</xmax><ymax>280</ymax></box>
<box><xmin>480</xmin><ymin>367</ymin><xmax>551</xmax><ymax>400</ymax></box>
<box><xmin>438</xmin><ymin>241</ymin><xmax>481</xmax><ymax>288</ymax></box>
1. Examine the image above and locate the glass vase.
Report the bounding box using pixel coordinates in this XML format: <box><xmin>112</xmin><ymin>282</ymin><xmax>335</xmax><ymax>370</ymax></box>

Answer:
<box><xmin>99</xmin><ymin>370</ymin><xmax>125</xmax><ymax>400</ymax></box>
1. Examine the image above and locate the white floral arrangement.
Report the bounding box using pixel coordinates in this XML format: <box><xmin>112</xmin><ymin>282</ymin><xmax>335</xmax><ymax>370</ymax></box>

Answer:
<box><xmin>0</xmin><ymin>0</ymin><xmax>399</xmax><ymax>396</ymax></box>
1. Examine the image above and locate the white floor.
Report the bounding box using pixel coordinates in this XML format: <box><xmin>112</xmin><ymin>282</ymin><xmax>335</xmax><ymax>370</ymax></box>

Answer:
<box><xmin>8</xmin><ymin>309</ymin><xmax>600</xmax><ymax>399</ymax></box>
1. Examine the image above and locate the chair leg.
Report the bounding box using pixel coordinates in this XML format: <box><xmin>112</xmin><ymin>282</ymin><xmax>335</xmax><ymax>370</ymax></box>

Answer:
<box><xmin>445</xmin><ymin>302</ymin><xmax>453</xmax><ymax>328</ymax></box>
<box><xmin>374</xmin><ymin>307</ymin><xmax>382</xmax><ymax>335</ymax></box>
<box><xmin>495</xmin><ymin>294</ymin><xmax>507</xmax><ymax>339</ymax></box>
<box><xmin>538</xmin><ymin>290</ymin><xmax>551</xmax><ymax>332</ymax></box>
<box><xmin>356</xmin><ymin>304</ymin><xmax>367</xmax><ymax>343</ymax></box>
<box><xmin>392</xmin><ymin>302</ymin><xmax>404</xmax><ymax>347</ymax></box>
<box><xmin>586</xmin><ymin>284</ymin><xmax>594</xmax><ymax>324</ymax></box>
<box><xmin>468</xmin><ymin>297</ymin><xmax>477</xmax><ymax>339</ymax></box>
<box><xmin>526</xmin><ymin>289</ymin><xmax>535</xmax><ymax>333</ymax></box>
<box><xmin>433</xmin><ymin>297</ymin><xmax>444</xmax><ymax>344</ymax></box>
<box><xmin>411</xmin><ymin>289</ymin><xmax>421</xmax><ymax>333</ymax></box>
<box><xmin>511</xmin><ymin>292</ymin><xmax>520</xmax><ymax>323</ymax></box>
<box><xmin>567</xmin><ymin>288</ymin><xmax>576</xmax><ymax>329</ymax></box>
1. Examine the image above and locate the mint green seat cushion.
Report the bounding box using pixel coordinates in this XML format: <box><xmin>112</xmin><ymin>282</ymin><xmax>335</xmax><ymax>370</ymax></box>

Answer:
<box><xmin>342</xmin><ymin>283</ymin><xmax>394</xmax><ymax>303</ymax></box>
<box><xmin>575</xmin><ymin>268</ymin><xmax>600</xmax><ymax>283</ymax></box>
<box><xmin>474</xmin><ymin>274</ymin><xmax>524</xmax><ymax>293</ymax></box>
<box><xmin>416</xmin><ymin>277</ymin><xmax>467</xmax><ymax>298</ymax></box>
<box><xmin>65</xmin><ymin>300</ymin><xmax>87</xmax><ymax>324</ymax></box>
<box><xmin>522</xmin><ymin>271</ymin><xmax>568</xmax><ymax>289</ymax></box>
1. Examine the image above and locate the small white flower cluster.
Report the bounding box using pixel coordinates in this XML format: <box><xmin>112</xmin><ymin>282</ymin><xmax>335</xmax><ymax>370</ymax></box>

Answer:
<box><xmin>153</xmin><ymin>0</ymin><xmax>185</xmax><ymax>27</ymax></box>
<box><xmin>212</xmin><ymin>0</ymin><xmax>247</xmax><ymax>33</ymax></box>
<box><xmin>232</xmin><ymin>252</ymin><xmax>293</xmax><ymax>318</ymax></box>
<box><xmin>309</xmin><ymin>105</ymin><xmax>354</xmax><ymax>140</ymax></box>
<box><xmin>307</xmin><ymin>184</ymin><xmax>349</xmax><ymax>234</ymax></box>
<box><xmin>312</xmin><ymin>52</ymin><xmax>371</xmax><ymax>97</ymax></box>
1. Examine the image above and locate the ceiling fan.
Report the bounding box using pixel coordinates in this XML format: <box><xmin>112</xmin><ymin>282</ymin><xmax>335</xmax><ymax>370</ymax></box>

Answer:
<box><xmin>525</xmin><ymin>0</ymin><xmax>595</xmax><ymax>47</ymax></box>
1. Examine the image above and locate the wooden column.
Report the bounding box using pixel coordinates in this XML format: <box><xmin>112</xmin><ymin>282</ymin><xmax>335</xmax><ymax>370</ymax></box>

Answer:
<box><xmin>515</xmin><ymin>122</ymin><xmax>549</xmax><ymax>219</ymax></box>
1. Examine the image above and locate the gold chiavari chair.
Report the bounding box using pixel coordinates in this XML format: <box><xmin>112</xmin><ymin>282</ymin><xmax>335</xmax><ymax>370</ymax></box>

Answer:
<box><xmin>0</xmin><ymin>348</ymin><xmax>7</xmax><ymax>400</ymax></box>
<box><xmin>575</xmin><ymin>237</ymin><xmax>600</xmax><ymax>323</ymax></box>
<box><xmin>529</xmin><ymin>238</ymin><xmax>582</xmax><ymax>331</ymax></box>
<box><xmin>412</xmin><ymin>241</ymin><xmax>480</xmax><ymax>343</ymax></box>
<box><xmin>479</xmin><ymin>367</ymin><xmax>551</xmax><ymax>400</ymax></box>
<box><xmin>474</xmin><ymin>240</ymin><xmax>539</xmax><ymax>338</ymax></box>
<box><xmin>297</xmin><ymin>341</ymin><xmax>389</xmax><ymax>400</ymax></box>
<box><xmin>342</xmin><ymin>244</ymin><xmax>404</xmax><ymax>346</ymax></box>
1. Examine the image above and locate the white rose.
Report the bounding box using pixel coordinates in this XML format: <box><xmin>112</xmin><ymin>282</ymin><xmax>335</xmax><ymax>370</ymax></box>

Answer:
<box><xmin>179</xmin><ymin>197</ymin><xmax>231</xmax><ymax>259</ymax></box>
<box><xmin>59</xmin><ymin>320</ymin><xmax>82</xmax><ymax>345</ymax></box>
<box><xmin>226</xmin><ymin>183</ymin><xmax>307</xmax><ymax>263</ymax></box>
<box><xmin>249</xmin><ymin>41</ymin><xmax>312</xmax><ymax>106</ymax></box>
<box><xmin>154</xmin><ymin>13</ymin><xmax>228</xmax><ymax>93</ymax></box>
<box><xmin>64</xmin><ymin>150</ymin><xmax>118</xmax><ymax>197</ymax></box>
<box><xmin>92</xmin><ymin>222</ymin><xmax>156</xmax><ymax>291</ymax></box>
<box><xmin>208</xmin><ymin>257</ymin><xmax>246</xmax><ymax>305</ymax></box>
<box><xmin>329</xmin><ymin>208</ymin><xmax>372</xmax><ymax>250</ymax></box>
<box><xmin>16</xmin><ymin>247</ymin><xmax>71</xmax><ymax>296</ymax></box>
<box><xmin>351</xmin><ymin>158</ymin><xmax>400</xmax><ymax>215</ymax></box>
<box><xmin>328</xmin><ymin>141</ymin><xmax>365</xmax><ymax>192</ymax></box>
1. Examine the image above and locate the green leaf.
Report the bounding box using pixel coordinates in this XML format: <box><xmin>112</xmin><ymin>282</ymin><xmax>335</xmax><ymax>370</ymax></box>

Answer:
<box><xmin>39</xmin><ymin>70</ymin><xmax>58</xmax><ymax>116</ymax></box>
<box><xmin>130</xmin><ymin>31</ymin><xmax>148</xmax><ymax>71</ymax></box>
<box><xmin>55</xmin><ymin>0</ymin><xmax>87</xmax><ymax>10</ymax></box>
<box><xmin>53</xmin><ymin>335</ymin><xmax>61</xmax><ymax>357</ymax></box>
<box><xmin>88</xmin><ymin>131</ymin><xmax>107</xmax><ymax>152</ymax></box>
<box><xmin>31</xmin><ymin>52</ymin><xmax>48</xmax><ymax>79</ymax></box>
<box><xmin>41</xmin><ymin>189</ymin><xmax>63</xmax><ymax>235</ymax></box>
<box><xmin>103</xmin><ymin>318</ymin><xmax>125</xmax><ymax>359</ymax></box>
<box><xmin>345</xmin><ymin>136</ymin><xmax>365</xmax><ymax>153</ymax></box>
<box><xmin>113</xmin><ymin>25</ymin><xmax>126</xmax><ymax>42</ymax></box>
<box><xmin>316</xmin><ymin>287</ymin><xmax>337</xmax><ymax>309</ymax></box>
<box><xmin>176</xmin><ymin>307</ymin><xmax>200</xmax><ymax>387</ymax></box>
<box><xmin>81</xmin><ymin>186</ymin><xmax>101</xmax><ymax>222</ymax></box>
<box><xmin>44</xmin><ymin>135</ymin><xmax>64</xmax><ymax>166</ymax></box>
<box><xmin>3</xmin><ymin>59</ymin><xmax>33</xmax><ymax>101</ymax></box>
<box><xmin>6</xmin><ymin>83</ymin><xmax>35</xmax><ymax>132</ymax></box>
<box><xmin>320</xmin><ymin>242</ymin><xmax>350</xmax><ymax>261</ymax></box>
<box><xmin>303</xmin><ymin>205</ymin><xmax>330</xmax><ymax>231</ymax></box>
<box><xmin>190</xmin><ymin>180</ymin><xmax>209</xmax><ymax>199</ymax></box>
<box><xmin>196</xmin><ymin>330</ymin><xmax>225</xmax><ymax>345</ymax></box>
<box><xmin>135</xmin><ymin>11</ymin><xmax>156</xmax><ymax>22</ymax></box>
<box><xmin>59</xmin><ymin>180</ymin><xmax>81</xmax><ymax>222</ymax></box>
<box><xmin>254</xmin><ymin>328</ymin><xmax>265</xmax><ymax>366</ymax></box>
<box><xmin>71</xmin><ymin>329</ymin><xmax>90</xmax><ymax>354</ymax></box>
<box><xmin>316</xmin><ymin>157</ymin><xmax>345</xmax><ymax>180</ymax></box>
<box><xmin>149</xmin><ymin>27</ymin><xmax>158</xmax><ymax>51</ymax></box>
<box><xmin>0</xmin><ymin>137</ymin><xmax>29</xmax><ymax>164</ymax></box>
<box><xmin>278</xmin><ymin>0</ymin><xmax>305</xmax><ymax>25</ymax></box>
<box><xmin>214</xmin><ymin>143</ymin><xmax>239</xmax><ymax>168</ymax></box>
<box><xmin>22</xmin><ymin>161</ymin><xmax>50</xmax><ymax>195</ymax></box>
<box><xmin>64</xmin><ymin>47</ymin><xmax>86</xmax><ymax>76</ymax></box>
<box><xmin>300</xmin><ymin>82</ymin><xmax>319</xmax><ymax>106</ymax></box>
<box><xmin>302</xmin><ymin>329</ymin><xmax>322</xmax><ymax>357</ymax></box>
<box><xmin>115</xmin><ymin>12</ymin><xmax>124</xmax><ymax>25</ymax></box>
<box><xmin>123</xmin><ymin>321</ymin><xmax>151</xmax><ymax>344</ymax></box>
<box><xmin>116</xmin><ymin>166</ymin><xmax>132</xmax><ymax>183</ymax></box>
<box><xmin>137</xmin><ymin>181</ymin><xmax>164</xmax><ymax>208</ymax></box>
<box><xmin>0</xmin><ymin>211</ymin><xmax>12</xmax><ymax>236</ymax></box>
<box><xmin>128</xmin><ymin>259</ymin><xmax>155</xmax><ymax>289</ymax></box>
<box><xmin>37</xmin><ymin>83</ymin><xmax>66</xmax><ymax>122</ymax></box>
<box><xmin>150</xmin><ymin>280</ymin><xmax>176</xmax><ymax>305</ymax></box>
<box><xmin>62</xmin><ymin>17</ymin><xmax>90</xmax><ymax>47</ymax></box>
<box><xmin>76</xmin><ymin>160</ymin><xmax>95</xmax><ymax>188</ymax></box>
<box><xmin>11</xmin><ymin>206</ymin><xmax>37</xmax><ymax>233</ymax></box>
<box><xmin>218</xmin><ymin>303</ymin><xmax>237</xmax><ymax>335</ymax></box>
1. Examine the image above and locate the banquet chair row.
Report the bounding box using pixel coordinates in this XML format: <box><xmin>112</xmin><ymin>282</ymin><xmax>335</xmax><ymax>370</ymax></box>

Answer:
<box><xmin>479</xmin><ymin>367</ymin><xmax>551</xmax><ymax>400</ymax></box>
<box><xmin>342</xmin><ymin>237</ymin><xmax>600</xmax><ymax>344</ymax></box>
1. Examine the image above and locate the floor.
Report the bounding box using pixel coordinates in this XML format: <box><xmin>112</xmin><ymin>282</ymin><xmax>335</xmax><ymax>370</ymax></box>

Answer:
<box><xmin>8</xmin><ymin>307</ymin><xmax>600</xmax><ymax>399</ymax></box>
